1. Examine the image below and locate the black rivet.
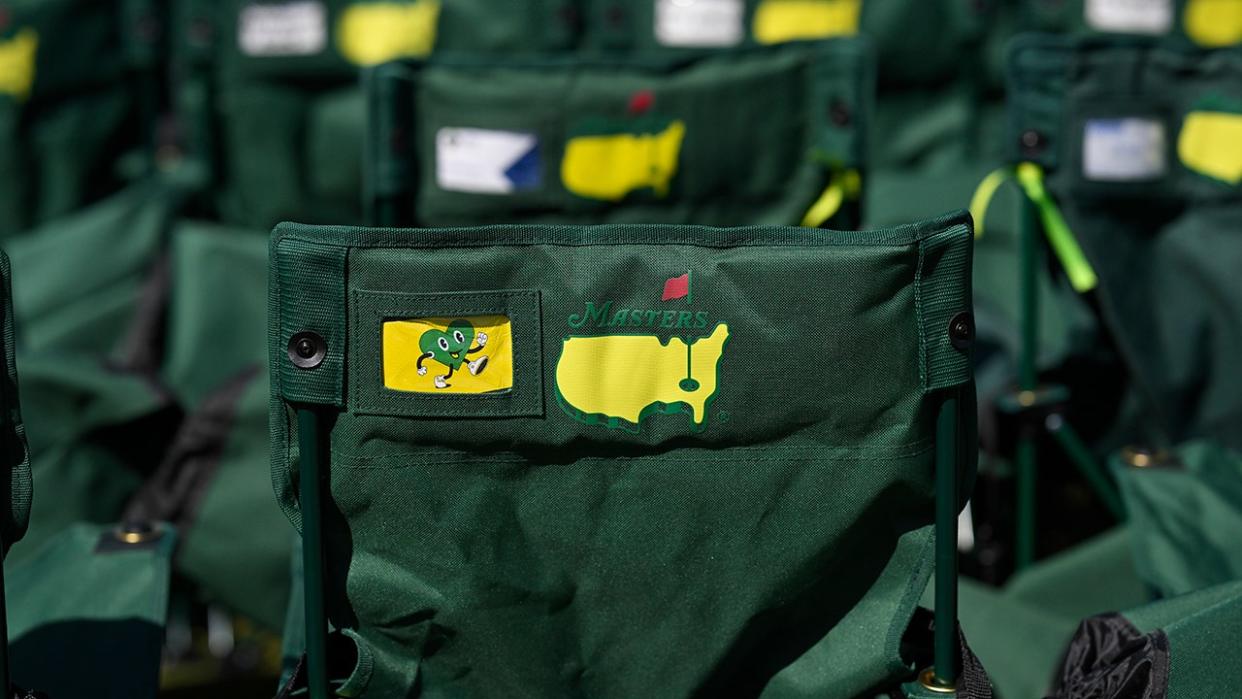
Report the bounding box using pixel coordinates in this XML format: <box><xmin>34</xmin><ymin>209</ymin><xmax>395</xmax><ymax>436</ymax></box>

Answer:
<box><xmin>829</xmin><ymin>99</ymin><xmax>852</xmax><ymax>127</ymax></box>
<box><xmin>288</xmin><ymin>331</ymin><xmax>327</xmax><ymax>369</ymax></box>
<box><xmin>949</xmin><ymin>312</ymin><xmax>975</xmax><ymax>350</ymax></box>
<box><xmin>1020</xmin><ymin>129</ymin><xmax>1046</xmax><ymax>157</ymax></box>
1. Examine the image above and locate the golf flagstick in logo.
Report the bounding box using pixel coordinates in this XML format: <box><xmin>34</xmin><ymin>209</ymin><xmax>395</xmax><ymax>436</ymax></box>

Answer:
<box><xmin>662</xmin><ymin>272</ymin><xmax>700</xmax><ymax>391</ymax></box>
<box><xmin>556</xmin><ymin>272</ymin><xmax>729</xmax><ymax>432</ymax></box>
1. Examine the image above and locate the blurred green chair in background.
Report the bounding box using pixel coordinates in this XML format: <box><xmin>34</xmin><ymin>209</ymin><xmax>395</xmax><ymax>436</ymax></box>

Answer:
<box><xmin>269</xmin><ymin>213</ymin><xmax>982</xmax><ymax>697</ymax></box>
<box><xmin>1020</xmin><ymin>0</ymin><xmax>1242</xmax><ymax>48</ymax></box>
<box><xmin>366</xmin><ymin>39</ymin><xmax>872</xmax><ymax>229</ymax></box>
<box><xmin>0</xmin><ymin>248</ymin><xmax>176</xmax><ymax>698</ymax></box>
<box><xmin>978</xmin><ymin>36</ymin><xmax>1242</xmax><ymax>568</ymax></box>
<box><xmin>1112</xmin><ymin>442</ymin><xmax>1242</xmax><ymax>599</ymax></box>
<box><xmin>172</xmin><ymin>0</ymin><xmax>585</xmax><ymax>230</ymax></box>
<box><xmin>0</xmin><ymin>0</ymin><xmax>162</xmax><ymax>238</ymax></box>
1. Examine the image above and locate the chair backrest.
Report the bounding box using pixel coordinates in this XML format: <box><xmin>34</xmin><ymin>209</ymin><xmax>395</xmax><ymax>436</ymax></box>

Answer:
<box><xmin>0</xmin><ymin>0</ymin><xmax>158</xmax><ymax>237</ymax></box>
<box><xmin>1020</xmin><ymin>0</ymin><xmax>1242</xmax><ymax>48</ymax></box>
<box><xmin>172</xmin><ymin>0</ymin><xmax>581</xmax><ymax>229</ymax></box>
<box><xmin>269</xmin><ymin>213</ymin><xmax>975</xmax><ymax>697</ymax></box>
<box><xmin>1006</xmin><ymin>35</ymin><xmax>1242</xmax><ymax>448</ymax></box>
<box><xmin>366</xmin><ymin>39</ymin><xmax>872</xmax><ymax>229</ymax></box>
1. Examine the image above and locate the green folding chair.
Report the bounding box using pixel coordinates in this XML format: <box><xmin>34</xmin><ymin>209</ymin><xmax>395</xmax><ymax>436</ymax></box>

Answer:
<box><xmin>0</xmin><ymin>248</ymin><xmax>175</xmax><ymax>698</ymax></box>
<box><xmin>981</xmin><ymin>35</ymin><xmax>1242</xmax><ymax>568</ymax></box>
<box><xmin>172</xmin><ymin>0</ymin><xmax>582</xmax><ymax>229</ymax></box>
<box><xmin>1020</xmin><ymin>0</ymin><xmax>1242</xmax><ymax>48</ymax></box>
<box><xmin>0</xmin><ymin>0</ymin><xmax>161</xmax><ymax>238</ymax></box>
<box><xmin>270</xmin><ymin>212</ymin><xmax>983</xmax><ymax>697</ymax></box>
<box><xmin>1112</xmin><ymin>441</ymin><xmax>1242</xmax><ymax>599</ymax></box>
<box><xmin>365</xmin><ymin>39</ymin><xmax>872</xmax><ymax>230</ymax></box>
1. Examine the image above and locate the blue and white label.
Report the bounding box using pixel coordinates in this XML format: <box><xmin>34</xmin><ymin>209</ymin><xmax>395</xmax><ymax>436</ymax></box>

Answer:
<box><xmin>435</xmin><ymin>128</ymin><xmax>542</xmax><ymax>194</ymax></box>
<box><xmin>1083</xmin><ymin>118</ymin><xmax>1167</xmax><ymax>181</ymax></box>
<box><xmin>1085</xmin><ymin>0</ymin><xmax>1173</xmax><ymax>34</ymax></box>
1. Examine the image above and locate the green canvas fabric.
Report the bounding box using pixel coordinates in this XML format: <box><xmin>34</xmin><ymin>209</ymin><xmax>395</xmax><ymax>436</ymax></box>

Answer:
<box><xmin>4</xmin><ymin>181</ymin><xmax>182</xmax><ymax>563</ymax></box>
<box><xmin>7</xmin><ymin>522</ymin><xmax>176</xmax><ymax>698</ymax></box>
<box><xmin>5</xmin><ymin>180</ymin><xmax>176</xmax><ymax>359</ymax></box>
<box><xmin>0</xmin><ymin>250</ymin><xmax>32</xmax><ymax>554</ymax></box>
<box><xmin>0</xmin><ymin>0</ymin><xmax>160</xmax><ymax>238</ymax></box>
<box><xmin>173</xmin><ymin>0</ymin><xmax>580</xmax><ymax>230</ymax></box>
<box><xmin>580</xmin><ymin>0</ymin><xmax>995</xmax><ymax>89</ymax></box>
<box><xmin>367</xmin><ymin>40</ymin><xmax>872</xmax><ymax>229</ymax></box>
<box><xmin>1112</xmin><ymin>441</ymin><xmax>1242</xmax><ymax>599</ymax></box>
<box><xmin>269</xmin><ymin>213</ymin><xmax>975</xmax><ymax>696</ymax></box>
<box><xmin>1006</xmin><ymin>36</ymin><xmax>1242</xmax><ymax>450</ymax></box>
<box><xmin>128</xmin><ymin>220</ymin><xmax>293</xmax><ymax>629</ymax></box>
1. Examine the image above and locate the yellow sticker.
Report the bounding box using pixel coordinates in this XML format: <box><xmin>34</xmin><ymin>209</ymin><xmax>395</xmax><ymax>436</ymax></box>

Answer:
<box><xmin>1178</xmin><ymin>111</ymin><xmax>1242</xmax><ymax>184</ymax></box>
<box><xmin>561</xmin><ymin>120</ymin><xmax>685</xmax><ymax>201</ymax></box>
<box><xmin>0</xmin><ymin>29</ymin><xmax>39</xmax><ymax>101</ymax></box>
<box><xmin>336</xmin><ymin>0</ymin><xmax>439</xmax><ymax>66</ymax></box>
<box><xmin>752</xmin><ymin>0</ymin><xmax>861</xmax><ymax>45</ymax></box>
<box><xmin>1184</xmin><ymin>0</ymin><xmax>1242</xmax><ymax>47</ymax></box>
<box><xmin>383</xmin><ymin>315</ymin><xmax>513</xmax><ymax>394</ymax></box>
<box><xmin>556</xmin><ymin>323</ymin><xmax>729</xmax><ymax>428</ymax></box>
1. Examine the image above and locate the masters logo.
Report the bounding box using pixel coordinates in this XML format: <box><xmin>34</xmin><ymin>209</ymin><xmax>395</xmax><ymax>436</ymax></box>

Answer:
<box><xmin>556</xmin><ymin>272</ymin><xmax>730</xmax><ymax>432</ymax></box>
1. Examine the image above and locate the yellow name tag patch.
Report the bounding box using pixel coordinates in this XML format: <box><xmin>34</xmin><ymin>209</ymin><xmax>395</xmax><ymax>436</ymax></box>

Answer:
<box><xmin>1184</xmin><ymin>0</ymin><xmax>1242</xmax><ymax>47</ymax></box>
<box><xmin>0</xmin><ymin>29</ymin><xmax>38</xmax><ymax>101</ymax></box>
<box><xmin>383</xmin><ymin>315</ymin><xmax>513</xmax><ymax>394</ymax></box>
<box><xmin>1179</xmin><ymin>111</ymin><xmax>1242</xmax><ymax>184</ymax></box>
<box><xmin>752</xmin><ymin>0</ymin><xmax>861</xmax><ymax>45</ymax></box>
<box><xmin>336</xmin><ymin>0</ymin><xmax>439</xmax><ymax>66</ymax></box>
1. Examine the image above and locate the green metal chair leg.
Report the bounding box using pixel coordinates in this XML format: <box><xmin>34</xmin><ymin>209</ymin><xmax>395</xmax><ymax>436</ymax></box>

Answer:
<box><xmin>297</xmin><ymin>408</ymin><xmax>331</xmax><ymax>699</ymax></box>
<box><xmin>0</xmin><ymin>555</ymin><xmax>9</xmax><ymax>695</ymax></box>
<box><xmin>1015</xmin><ymin>196</ymin><xmax>1041</xmax><ymax>572</ymax></box>
<box><xmin>1046</xmin><ymin>415</ymin><xmax>1125</xmax><ymax>519</ymax></box>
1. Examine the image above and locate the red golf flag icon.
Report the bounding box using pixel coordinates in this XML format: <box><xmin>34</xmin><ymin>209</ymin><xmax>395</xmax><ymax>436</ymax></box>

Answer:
<box><xmin>662</xmin><ymin>273</ymin><xmax>690</xmax><ymax>301</ymax></box>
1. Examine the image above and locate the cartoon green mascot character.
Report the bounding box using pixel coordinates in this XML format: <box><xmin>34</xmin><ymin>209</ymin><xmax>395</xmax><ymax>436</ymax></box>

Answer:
<box><xmin>417</xmin><ymin>319</ymin><xmax>489</xmax><ymax>388</ymax></box>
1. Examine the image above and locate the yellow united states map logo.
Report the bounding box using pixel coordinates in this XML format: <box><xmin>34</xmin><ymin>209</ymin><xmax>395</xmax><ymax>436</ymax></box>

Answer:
<box><xmin>383</xmin><ymin>315</ymin><xmax>512</xmax><ymax>393</ymax></box>
<box><xmin>556</xmin><ymin>272</ymin><xmax>730</xmax><ymax>432</ymax></box>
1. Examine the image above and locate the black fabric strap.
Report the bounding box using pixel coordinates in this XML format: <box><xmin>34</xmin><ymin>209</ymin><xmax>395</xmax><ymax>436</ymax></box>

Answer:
<box><xmin>958</xmin><ymin>625</ymin><xmax>995</xmax><ymax>699</ymax></box>
<box><xmin>122</xmin><ymin>365</ymin><xmax>260</xmax><ymax>537</ymax></box>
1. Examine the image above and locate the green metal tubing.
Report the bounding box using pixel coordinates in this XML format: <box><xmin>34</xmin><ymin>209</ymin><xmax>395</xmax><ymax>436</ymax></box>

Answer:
<box><xmin>1047</xmin><ymin>416</ymin><xmax>1125</xmax><ymax>520</ymax></box>
<box><xmin>297</xmin><ymin>408</ymin><xmax>331</xmax><ymax>699</ymax></box>
<box><xmin>933</xmin><ymin>392</ymin><xmax>961</xmax><ymax>687</ymax></box>
<box><xmin>1015</xmin><ymin>195</ymin><xmax>1041</xmax><ymax>571</ymax></box>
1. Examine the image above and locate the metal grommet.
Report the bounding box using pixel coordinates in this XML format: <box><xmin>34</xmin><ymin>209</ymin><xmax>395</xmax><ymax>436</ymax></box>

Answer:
<box><xmin>948</xmin><ymin>312</ymin><xmax>975</xmax><ymax>350</ymax></box>
<box><xmin>1121</xmin><ymin>445</ymin><xmax>1175</xmax><ymax>469</ymax></box>
<box><xmin>288</xmin><ymin>331</ymin><xmax>327</xmax><ymax>370</ymax></box>
<box><xmin>1020</xmin><ymin>129</ymin><xmax>1046</xmax><ymax>157</ymax></box>
<box><xmin>829</xmin><ymin>99</ymin><xmax>852</xmax><ymax>127</ymax></box>
<box><xmin>114</xmin><ymin>520</ymin><xmax>161</xmax><ymax>545</ymax></box>
<box><xmin>918</xmin><ymin>667</ymin><xmax>957</xmax><ymax>694</ymax></box>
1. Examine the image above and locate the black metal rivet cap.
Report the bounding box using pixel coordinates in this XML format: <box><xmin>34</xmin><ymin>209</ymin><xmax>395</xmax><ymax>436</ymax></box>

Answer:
<box><xmin>1020</xmin><ymin>129</ymin><xmax>1046</xmax><ymax>157</ymax></box>
<box><xmin>949</xmin><ymin>312</ymin><xmax>975</xmax><ymax>350</ymax></box>
<box><xmin>288</xmin><ymin>331</ymin><xmax>327</xmax><ymax>369</ymax></box>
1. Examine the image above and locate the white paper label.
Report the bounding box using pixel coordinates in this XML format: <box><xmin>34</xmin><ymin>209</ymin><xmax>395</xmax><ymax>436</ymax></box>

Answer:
<box><xmin>435</xmin><ymin>128</ymin><xmax>542</xmax><ymax>194</ymax></box>
<box><xmin>1083</xmin><ymin>118</ymin><xmax>1167</xmax><ymax>181</ymax></box>
<box><xmin>1085</xmin><ymin>0</ymin><xmax>1174</xmax><ymax>34</ymax></box>
<box><xmin>238</xmin><ymin>1</ymin><xmax>327</xmax><ymax>56</ymax></box>
<box><xmin>655</xmin><ymin>0</ymin><xmax>745</xmax><ymax>47</ymax></box>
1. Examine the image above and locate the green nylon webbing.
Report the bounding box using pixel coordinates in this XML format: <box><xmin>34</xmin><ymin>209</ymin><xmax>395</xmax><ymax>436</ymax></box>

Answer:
<box><xmin>969</xmin><ymin>164</ymin><xmax>1099</xmax><ymax>294</ymax></box>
